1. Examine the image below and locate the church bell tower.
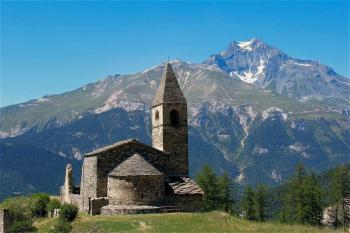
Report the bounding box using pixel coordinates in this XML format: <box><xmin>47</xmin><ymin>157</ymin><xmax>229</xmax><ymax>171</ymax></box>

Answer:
<box><xmin>151</xmin><ymin>63</ymin><xmax>188</xmax><ymax>176</ymax></box>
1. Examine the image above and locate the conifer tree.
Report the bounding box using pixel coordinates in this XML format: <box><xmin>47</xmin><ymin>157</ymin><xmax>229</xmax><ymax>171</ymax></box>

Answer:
<box><xmin>280</xmin><ymin>163</ymin><xmax>306</xmax><ymax>223</ymax></box>
<box><xmin>241</xmin><ymin>186</ymin><xmax>255</xmax><ymax>220</ymax></box>
<box><xmin>196</xmin><ymin>165</ymin><xmax>219</xmax><ymax>210</ymax></box>
<box><xmin>253</xmin><ymin>184</ymin><xmax>269</xmax><ymax>221</ymax></box>
<box><xmin>302</xmin><ymin>173</ymin><xmax>322</xmax><ymax>226</ymax></box>
<box><xmin>218</xmin><ymin>172</ymin><xmax>234</xmax><ymax>213</ymax></box>
<box><xmin>330</xmin><ymin>165</ymin><xmax>350</xmax><ymax>229</ymax></box>
<box><xmin>294</xmin><ymin>163</ymin><xmax>307</xmax><ymax>224</ymax></box>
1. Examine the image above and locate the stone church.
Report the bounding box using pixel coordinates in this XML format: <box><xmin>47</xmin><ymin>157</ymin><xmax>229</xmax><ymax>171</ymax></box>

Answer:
<box><xmin>60</xmin><ymin>63</ymin><xmax>203</xmax><ymax>215</ymax></box>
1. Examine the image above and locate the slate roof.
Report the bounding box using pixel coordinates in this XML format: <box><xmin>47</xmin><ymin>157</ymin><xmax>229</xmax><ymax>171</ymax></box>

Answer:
<box><xmin>84</xmin><ymin>139</ymin><xmax>167</xmax><ymax>157</ymax></box>
<box><xmin>166</xmin><ymin>177</ymin><xmax>204</xmax><ymax>195</ymax></box>
<box><xmin>84</xmin><ymin>139</ymin><xmax>137</xmax><ymax>156</ymax></box>
<box><xmin>152</xmin><ymin>63</ymin><xmax>186</xmax><ymax>107</ymax></box>
<box><xmin>108</xmin><ymin>154</ymin><xmax>163</xmax><ymax>177</ymax></box>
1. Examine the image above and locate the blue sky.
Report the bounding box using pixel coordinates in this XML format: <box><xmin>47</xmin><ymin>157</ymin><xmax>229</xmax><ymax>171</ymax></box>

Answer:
<box><xmin>1</xmin><ymin>1</ymin><xmax>349</xmax><ymax>107</ymax></box>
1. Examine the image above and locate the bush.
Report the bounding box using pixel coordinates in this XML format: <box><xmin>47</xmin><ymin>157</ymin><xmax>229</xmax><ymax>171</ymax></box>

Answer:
<box><xmin>48</xmin><ymin>199</ymin><xmax>62</xmax><ymax>213</ymax></box>
<box><xmin>49</xmin><ymin>220</ymin><xmax>72</xmax><ymax>233</ymax></box>
<box><xmin>30</xmin><ymin>193</ymin><xmax>50</xmax><ymax>218</ymax></box>
<box><xmin>59</xmin><ymin>204</ymin><xmax>78</xmax><ymax>222</ymax></box>
<box><xmin>1</xmin><ymin>196</ymin><xmax>32</xmax><ymax>222</ymax></box>
<box><xmin>8</xmin><ymin>220</ymin><xmax>36</xmax><ymax>233</ymax></box>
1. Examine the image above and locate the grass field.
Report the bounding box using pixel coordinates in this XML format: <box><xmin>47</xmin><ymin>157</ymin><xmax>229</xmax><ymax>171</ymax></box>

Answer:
<box><xmin>35</xmin><ymin>211</ymin><xmax>342</xmax><ymax>233</ymax></box>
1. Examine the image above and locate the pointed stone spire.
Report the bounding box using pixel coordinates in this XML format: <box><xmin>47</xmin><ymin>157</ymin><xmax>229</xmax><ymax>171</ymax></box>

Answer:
<box><xmin>152</xmin><ymin>63</ymin><xmax>186</xmax><ymax>107</ymax></box>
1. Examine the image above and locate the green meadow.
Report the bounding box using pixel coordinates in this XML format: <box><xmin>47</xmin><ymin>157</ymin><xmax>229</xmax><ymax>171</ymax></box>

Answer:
<box><xmin>35</xmin><ymin>211</ymin><xmax>340</xmax><ymax>233</ymax></box>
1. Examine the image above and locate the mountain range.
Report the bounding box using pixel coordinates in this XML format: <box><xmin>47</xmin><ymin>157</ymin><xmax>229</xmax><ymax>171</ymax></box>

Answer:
<box><xmin>1</xmin><ymin>39</ymin><xmax>349</xmax><ymax>200</ymax></box>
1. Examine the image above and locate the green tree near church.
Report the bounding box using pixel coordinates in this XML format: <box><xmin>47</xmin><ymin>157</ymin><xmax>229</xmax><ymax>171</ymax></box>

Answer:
<box><xmin>196</xmin><ymin>165</ymin><xmax>220</xmax><ymax>210</ymax></box>
<box><xmin>218</xmin><ymin>172</ymin><xmax>235</xmax><ymax>212</ymax></box>
<box><xmin>302</xmin><ymin>173</ymin><xmax>322</xmax><ymax>226</ymax></box>
<box><xmin>196</xmin><ymin>165</ymin><xmax>234</xmax><ymax>212</ymax></box>
<box><xmin>279</xmin><ymin>164</ymin><xmax>323</xmax><ymax>226</ymax></box>
<box><xmin>241</xmin><ymin>186</ymin><xmax>255</xmax><ymax>220</ymax></box>
<box><xmin>253</xmin><ymin>184</ymin><xmax>269</xmax><ymax>222</ymax></box>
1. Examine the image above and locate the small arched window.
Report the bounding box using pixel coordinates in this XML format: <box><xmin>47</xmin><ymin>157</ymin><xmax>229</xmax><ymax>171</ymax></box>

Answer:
<box><xmin>170</xmin><ymin>110</ymin><xmax>180</xmax><ymax>126</ymax></box>
<box><xmin>155</xmin><ymin>110</ymin><xmax>159</xmax><ymax>120</ymax></box>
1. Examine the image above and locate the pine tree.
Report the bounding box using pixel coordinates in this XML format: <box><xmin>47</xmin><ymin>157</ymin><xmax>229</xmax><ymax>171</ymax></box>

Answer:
<box><xmin>253</xmin><ymin>184</ymin><xmax>268</xmax><ymax>222</ymax></box>
<box><xmin>241</xmin><ymin>186</ymin><xmax>255</xmax><ymax>220</ymax></box>
<box><xmin>217</xmin><ymin>172</ymin><xmax>234</xmax><ymax>213</ymax></box>
<box><xmin>196</xmin><ymin>165</ymin><xmax>219</xmax><ymax>210</ymax></box>
<box><xmin>280</xmin><ymin>163</ymin><xmax>306</xmax><ymax>223</ymax></box>
<box><xmin>330</xmin><ymin>165</ymin><xmax>350</xmax><ymax>229</ymax></box>
<box><xmin>294</xmin><ymin>163</ymin><xmax>307</xmax><ymax>224</ymax></box>
<box><xmin>302</xmin><ymin>173</ymin><xmax>322</xmax><ymax>226</ymax></box>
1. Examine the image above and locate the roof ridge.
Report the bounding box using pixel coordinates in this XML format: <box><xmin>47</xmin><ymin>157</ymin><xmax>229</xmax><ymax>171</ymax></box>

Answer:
<box><xmin>84</xmin><ymin>138</ymin><xmax>140</xmax><ymax>156</ymax></box>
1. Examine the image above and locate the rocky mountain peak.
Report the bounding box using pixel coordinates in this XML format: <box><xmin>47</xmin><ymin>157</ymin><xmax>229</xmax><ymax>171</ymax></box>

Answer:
<box><xmin>224</xmin><ymin>38</ymin><xmax>276</xmax><ymax>54</ymax></box>
<box><xmin>203</xmin><ymin>39</ymin><xmax>349</xmax><ymax>104</ymax></box>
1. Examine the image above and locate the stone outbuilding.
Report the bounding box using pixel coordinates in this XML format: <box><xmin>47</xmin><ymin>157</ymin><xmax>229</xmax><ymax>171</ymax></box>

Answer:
<box><xmin>107</xmin><ymin>154</ymin><xmax>164</xmax><ymax>206</ymax></box>
<box><xmin>60</xmin><ymin>63</ymin><xmax>203</xmax><ymax>215</ymax></box>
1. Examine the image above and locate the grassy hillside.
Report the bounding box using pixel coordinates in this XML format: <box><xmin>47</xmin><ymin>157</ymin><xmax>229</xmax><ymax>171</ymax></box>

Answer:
<box><xmin>35</xmin><ymin>211</ymin><xmax>340</xmax><ymax>233</ymax></box>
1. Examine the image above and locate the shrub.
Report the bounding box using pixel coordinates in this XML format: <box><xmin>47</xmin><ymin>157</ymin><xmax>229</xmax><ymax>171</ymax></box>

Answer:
<box><xmin>48</xmin><ymin>199</ymin><xmax>62</xmax><ymax>213</ymax></box>
<box><xmin>8</xmin><ymin>220</ymin><xmax>36</xmax><ymax>233</ymax></box>
<box><xmin>49</xmin><ymin>220</ymin><xmax>72</xmax><ymax>233</ymax></box>
<box><xmin>30</xmin><ymin>193</ymin><xmax>50</xmax><ymax>218</ymax></box>
<box><xmin>59</xmin><ymin>204</ymin><xmax>78</xmax><ymax>222</ymax></box>
<box><xmin>1</xmin><ymin>196</ymin><xmax>32</xmax><ymax>222</ymax></box>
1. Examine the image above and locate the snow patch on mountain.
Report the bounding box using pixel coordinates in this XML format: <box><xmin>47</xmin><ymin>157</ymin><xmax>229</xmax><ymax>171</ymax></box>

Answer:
<box><xmin>35</xmin><ymin>97</ymin><xmax>50</xmax><ymax>103</ymax></box>
<box><xmin>237</xmin><ymin>40</ymin><xmax>254</xmax><ymax>51</ymax></box>
<box><xmin>262</xmin><ymin>107</ymin><xmax>288</xmax><ymax>121</ymax></box>
<box><xmin>141</xmin><ymin>64</ymin><xmax>159</xmax><ymax>74</ymax></box>
<box><xmin>230</xmin><ymin>59</ymin><xmax>266</xmax><ymax>84</ymax></box>
<box><xmin>256</xmin><ymin>59</ymin><xmax>266</xmax><ymax>76</ymax></box>
<box><xmin>292</xmin><ymin>62</ymin><xmax>312</xmax><ymax>67</ymax></box>
<box><xmin>232</xmin><ymin>70</ymin><xmax>258</xmax><ymax>83</ymax></box>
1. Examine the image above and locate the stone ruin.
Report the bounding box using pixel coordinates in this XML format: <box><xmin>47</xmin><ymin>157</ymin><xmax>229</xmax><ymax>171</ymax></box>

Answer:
<box><xmin>0</xmin><ymin>209</ymin><xmax>12</xmax><ymax>233</ymax></box>
<box><xmin>60</xmin><ymin>63</ymin><xmax>204</xmax><ymax>215</ymax></box>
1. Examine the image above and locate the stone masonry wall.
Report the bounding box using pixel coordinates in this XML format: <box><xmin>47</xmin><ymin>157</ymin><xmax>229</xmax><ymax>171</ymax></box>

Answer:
<box><xmin>0</xmin><ymin>209</ymin><xmax>12</xmax><ymax>233</ymax></box>
<box><xmin>164</xmin><ymin>194</ymin><xmax>203</xmax><ymax>212</ymax></box>
<box><xmin>80</xmin><ymin>156</ymin><xmax>98</xmax><ymax>212</ymax></box>
<box><xmin>152</xmin><ymin>103</ymin><xmax>188</xmax><ymax>176</ymax></box>
<box><xmin>94</xmin><ymin>142</ymin><xmax>171</xmax><ymax>198</ymax></box>
<box><xmin>107</xmin><ymin>175</ymin><xmax>164</xmax><ymax>206</ymax></box>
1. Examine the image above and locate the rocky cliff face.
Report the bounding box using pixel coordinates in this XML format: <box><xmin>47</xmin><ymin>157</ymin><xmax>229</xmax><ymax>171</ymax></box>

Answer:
<box><xmin>1</xmin><ymin>40</ymin><xmax>349</xmax><ymax>200</ymax></box>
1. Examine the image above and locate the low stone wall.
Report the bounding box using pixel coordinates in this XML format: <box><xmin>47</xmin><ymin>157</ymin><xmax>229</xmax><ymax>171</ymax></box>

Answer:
<box><xmin>90</xmin><ymin>197</ymin><xmax>109</xmax><ymax>215</ymax></box>
<box><xmin>101</xmin><ymin>205</ymin><xmax>161</xmax><ymax>215</ymax></box>
<box><xmin>164</xmin><ymin>194</ymin><xmax>203</xmax><ymax>212</ymax></box>
<box><xmin>0</xmin><ymin>209</ymin><xmax>13</xmax><ymax>233</ymax></box>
